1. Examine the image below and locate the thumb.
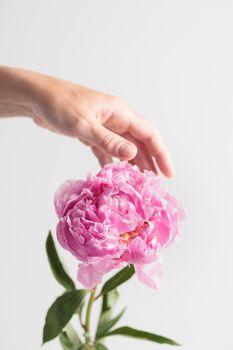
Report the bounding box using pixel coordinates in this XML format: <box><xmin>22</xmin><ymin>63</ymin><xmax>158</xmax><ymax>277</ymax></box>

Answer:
<box><xmin>92</xmin><ymin>124</ymin><xmax>137</xmax><ymax>160</ymax></box>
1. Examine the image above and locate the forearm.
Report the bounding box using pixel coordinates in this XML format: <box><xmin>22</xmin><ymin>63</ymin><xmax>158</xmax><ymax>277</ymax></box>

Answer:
<box><xmin>0</xmin><ymin>66</ymin><xmax>45</xmax><ymax>118</ymax></box>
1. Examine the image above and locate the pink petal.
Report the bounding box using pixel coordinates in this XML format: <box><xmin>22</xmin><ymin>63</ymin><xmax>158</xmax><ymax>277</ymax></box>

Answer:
<box><xmin>128</xmin><ymin>236</ymin><xmax>146</xmax><ymax>262</ymax></box>
<box><xmin>77</xmin><ymin>264</ymin><xmax>102</xmax><ymax>290</ymax></box>
<box><xmin>134</xmin><ymin>261</ymin><xmax>163</xmax><ymax>289</ymax></box>
<box><xmin>54</xmin><ymin>180</ymin><xmax>85</xmax><ymax>217</ymax></box>
<box><xmin>77</xmin><ymin>257</ymin><xmax>117</xmax><ymax>290</ymax></box>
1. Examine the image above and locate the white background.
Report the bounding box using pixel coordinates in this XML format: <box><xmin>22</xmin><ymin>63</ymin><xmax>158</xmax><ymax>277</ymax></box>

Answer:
<box><xmin>0</xmin><ymin>1</ymin><xmax>233</xmax><ymax>349</ymax></box>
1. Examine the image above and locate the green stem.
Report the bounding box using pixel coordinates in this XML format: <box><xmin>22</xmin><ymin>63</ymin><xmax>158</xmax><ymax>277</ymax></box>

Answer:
<box><xmin>84</xmin><ymin>288</ymin><xmax>96</xmax><ymax>349</ymax></box>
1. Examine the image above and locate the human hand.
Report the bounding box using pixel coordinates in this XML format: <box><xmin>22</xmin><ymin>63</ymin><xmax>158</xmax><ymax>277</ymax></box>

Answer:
<box><xmin>31</xmin><ymin>75</ymin><xmax>174</xmax><ymax>177</ymax></box>
<box><xmin>0</xmin><ymin>66</ymin><xmax>174</xmax><ymax>176</ymax></box>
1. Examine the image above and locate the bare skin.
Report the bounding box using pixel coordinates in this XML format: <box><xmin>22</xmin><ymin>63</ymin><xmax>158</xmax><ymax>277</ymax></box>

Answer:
<box><xmin>0</xmin><ymin>66</ymin><xmax>174</xmax><ymax>176</ymax></box>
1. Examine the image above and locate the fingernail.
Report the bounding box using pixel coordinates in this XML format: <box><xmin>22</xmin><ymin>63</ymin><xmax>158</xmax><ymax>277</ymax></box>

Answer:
<box><xmin>118</xmin><ymin>142</ymin><xmax>136</xmax><ymax>158</ymax></box>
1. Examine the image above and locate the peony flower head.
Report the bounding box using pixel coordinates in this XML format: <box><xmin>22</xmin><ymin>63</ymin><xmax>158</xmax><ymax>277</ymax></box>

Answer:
<box><xmin>54</xmin><ymin>161</ymin><xmax>184</xmax><ymax>290</ymax></box>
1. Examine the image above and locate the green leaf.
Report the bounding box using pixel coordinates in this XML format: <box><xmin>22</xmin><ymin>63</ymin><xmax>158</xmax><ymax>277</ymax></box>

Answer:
<box><xmin>96</xmin><ymin>308</ymin><xmax>126</xmax><ymax>339</ymax></box>
<box><xmin>102</xmin><ymin>289</ymin><xmax>119</xmax><ymax>314</ymax></box>
<box><xmin>59</xmin><ymin>323</ymin><xmax>82</xmax><ymax>350</ymax></box>
<box><xmin>96</xmin><ymin>289</ymin><xmax>119</xmax><ymax>341</ymax></box>
<box><xmin>46</xmin><ymin>231</ymin><xmax>75</xmax><ymax>290</ymax></box>
<box><xmin>43</xmin><ymin>289</ymin><xmax>87</xmax><ymax>344</ymax></box>
<box><xmin>76</xmin><ymin>299</ymin><xmax>85</xmax><ymax>319</ymax></box>
<box><xmin>59</xmin><ymin>332</ymin><xmax>73</xmax><ymax>349</ymax></box>
<box><xmin>74</xmin><ymin>345</ymin><xmax>85</xmax><ymax>350</ymax></box>
<box><xmin>103</xmin><ymin>326</ymin><xmax>180</xmax><ymax>346</ymax></box>
<box><xmin>64</xmin><ymin>323</ymin><xmax>82</xmax><ymax>346</ymax></box>
<box><xmin>100</xmin><ymin>265</ymin><xmax>134</xmax><ymax>296</ymax></box>
<box><xmin>93</xmin><ymin>343</ymin><xmax>109</xmax><ymax>350</ymax></box>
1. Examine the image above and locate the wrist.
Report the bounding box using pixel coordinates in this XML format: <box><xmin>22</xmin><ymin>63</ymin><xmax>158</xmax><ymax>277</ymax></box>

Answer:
<box><xmin>0</xmin><ymin>66</ymin><xmax>54</xmax><ymax>118</ymax></box>
<box><xmin>10</xmin><ymin>68</ymin><xmax>50</xmax><ymax>118</ymax></box>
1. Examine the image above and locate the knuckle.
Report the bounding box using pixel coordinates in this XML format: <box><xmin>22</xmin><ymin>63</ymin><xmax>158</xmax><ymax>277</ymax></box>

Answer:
<box><xmin>67</xmin><ymin>116</ymin><xmax>83</xmax><ymax>136</ymax></box>
<box><xmin>70</xmin><ymin>114</ymin><xmax>92</xmax><ymax>138</ymax></box>
<box><xmin>100</xmin><ymin>132</ymin><xmax>116</xmax><ymax>149</ymax></box>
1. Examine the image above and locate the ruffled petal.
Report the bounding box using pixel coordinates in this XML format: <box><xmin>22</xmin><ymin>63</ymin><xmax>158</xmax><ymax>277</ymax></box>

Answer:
<box><xmin>77</xmin><ymin>257</ymin><xmax>117</xmax><ymax>290</ymax></box>
<box><xmin>134</xmin><ymin>260</ymin><xmax>163</xmax><ymax>289</ymax></box>
<box><xmin>54</xmin><ymin>161</ymin><xmax>184</xmax><ymax>290</ymax></box>
<box><xmin>128</xmin><ymin>236</ymin><xmax>146</xmax><ymax>262</ymax></box>
<box><xmin>77</xmin><ymin>264</ymin><xmax>102</xmax><ymax>290</ymax></box>
<box><xmin>54</xmin><ymin>180</ymin><xmax>85</xmax><ymax>217</ymax></box>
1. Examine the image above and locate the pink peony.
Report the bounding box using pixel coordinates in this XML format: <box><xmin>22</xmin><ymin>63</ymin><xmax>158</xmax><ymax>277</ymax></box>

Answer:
<box><xmin>54</xmin><ymin>161</ymin><xmax>184</xmax><ymax>290</ymax></box>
